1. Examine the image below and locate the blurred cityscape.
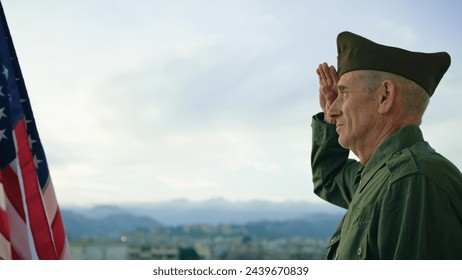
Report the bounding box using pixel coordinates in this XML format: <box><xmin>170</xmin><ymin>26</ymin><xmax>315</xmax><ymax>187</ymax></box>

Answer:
<box><xmin>63</xmin><ymin>200</ymin><xmax>342</xmax><ymax>260</ymax></box>
<box><xmin>69</xmin><ymin>226</ymin><xmax>329</xmax><ymax>260</ymax></box>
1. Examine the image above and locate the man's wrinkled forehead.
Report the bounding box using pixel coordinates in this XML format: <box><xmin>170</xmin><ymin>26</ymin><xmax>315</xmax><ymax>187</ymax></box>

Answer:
<box><xmin>337</xmin><ymin>70</ymin><xmax>365</xmax><ymax>91</ymax></box>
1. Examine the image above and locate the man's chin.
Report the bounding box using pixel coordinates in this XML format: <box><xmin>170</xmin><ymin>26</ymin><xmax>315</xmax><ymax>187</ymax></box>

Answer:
<box><xmin>337</xmin><ymin>137</ymin><xmax>349</xmax><ymax>149</ymax></box>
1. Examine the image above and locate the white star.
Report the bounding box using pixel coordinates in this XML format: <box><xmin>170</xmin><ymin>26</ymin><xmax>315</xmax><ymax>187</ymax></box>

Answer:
<box><xmin>0</xmin><ymin>107</ymin><xmax>6</xmax><ymax>120</ymax></box>
<box><xmin>2</xmin><ymin>65</ymin><xmax>8</xmax><ymax>80</ymax></box>
<box><xmin>28</xmin><ymin>134</ymin><xmax>37</xmax><ymax>149</ymax></box>
<box><xmin>0</xmin><ymin>129</ymin><xmax>7</xmax><ymax>142</ymax></box>
<box><xmin>0</xmin><ymin>86</ymin><xmax>5</xmax><ymax>97</ymax></box>
<box><xmin>33</xmin><ymin>154</ymin><xmax>43</xmax><ymax>169</ymax></box>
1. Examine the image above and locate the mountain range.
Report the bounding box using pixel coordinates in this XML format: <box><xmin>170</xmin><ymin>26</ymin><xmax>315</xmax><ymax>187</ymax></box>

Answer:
<box><xmin>61</xmin><ymin>199</ymin><xmax>344</xmax><ymax>240</ymax></box>
<box><xmin>63</xmin><ymin>198</ymin><xmax>344</xmax><ymax>226</ymax></box>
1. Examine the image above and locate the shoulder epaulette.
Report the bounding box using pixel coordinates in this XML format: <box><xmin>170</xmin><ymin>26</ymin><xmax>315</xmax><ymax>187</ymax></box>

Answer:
<box><xmin>386</xmin><ymin>148</ymin><xmax>420</xmax><ymax>183</ymax></box>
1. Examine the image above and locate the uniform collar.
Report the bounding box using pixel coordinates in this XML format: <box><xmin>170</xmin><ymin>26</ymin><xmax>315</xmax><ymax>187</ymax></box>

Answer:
<box><xmin>359</xmin><ymin>125</ymin><xmax>425</xmax><ymax>190</ymax></box>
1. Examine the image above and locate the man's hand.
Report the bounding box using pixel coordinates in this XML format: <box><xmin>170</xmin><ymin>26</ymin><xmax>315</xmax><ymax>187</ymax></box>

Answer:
<box><xmin>316</xmin><ymin>63</ymin><xmax>339</xmax><ymax>124</ymax></box>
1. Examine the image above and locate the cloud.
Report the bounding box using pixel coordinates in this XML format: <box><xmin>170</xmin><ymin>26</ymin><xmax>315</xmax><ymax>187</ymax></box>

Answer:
<box><xmin>3</xmin><ymin>0</ymin><xmax>462</xmax><ymax>206</ymax></box>
<box><xmin>377</xmin><ymin>21</ymin><xmax>418</xmax><ymax>47</ymax></box>
<box><xmin>422</xmin><ymin>119</ymin><xmax>462</xmax><ymax>169</ymax></box>
<box><xmin>156</xmin><ymin>175</ymin><xmax>218</xmax><ymax>190</ymax></box>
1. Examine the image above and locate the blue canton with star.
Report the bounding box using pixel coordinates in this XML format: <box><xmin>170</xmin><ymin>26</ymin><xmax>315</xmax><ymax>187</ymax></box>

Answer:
<box><xmin>0</xmin><ymin>19</ymin><xmax>50</xmax><ymax>189</ymax></box>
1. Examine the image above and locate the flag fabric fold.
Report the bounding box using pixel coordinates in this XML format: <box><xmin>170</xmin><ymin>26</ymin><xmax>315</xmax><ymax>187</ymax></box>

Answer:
<box><xmin>0</xmin><ymin>2</ymin><xmax>70</xmax><ymax>260</ymax></box>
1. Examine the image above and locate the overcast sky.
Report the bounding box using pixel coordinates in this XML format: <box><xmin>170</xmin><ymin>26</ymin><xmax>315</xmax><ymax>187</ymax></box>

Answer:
<box><xmin>2</xmin><ymin>0</ymin><xmax>462</xmax><ymax>207</ymax></box>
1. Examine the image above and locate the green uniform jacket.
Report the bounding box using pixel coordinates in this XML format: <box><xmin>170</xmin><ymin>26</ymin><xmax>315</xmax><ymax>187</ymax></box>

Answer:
<box><xmin>311</xmin><ymin>113</ymin><xmax>462</xmax><ymax>259</ymax></box>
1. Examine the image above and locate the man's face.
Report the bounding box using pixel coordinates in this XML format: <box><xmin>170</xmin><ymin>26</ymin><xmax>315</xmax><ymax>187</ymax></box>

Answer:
<box><xmin>329</xmin><ymin>71</ymin><xmax>379</xmax><ymax>152</ymax></box>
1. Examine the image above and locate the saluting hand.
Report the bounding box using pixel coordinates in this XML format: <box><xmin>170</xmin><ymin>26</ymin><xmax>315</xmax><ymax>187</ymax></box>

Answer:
<box><xmin>316</xmin><ymin>63</ymin><xmax>339</xmax><ymax>124</ymax></box>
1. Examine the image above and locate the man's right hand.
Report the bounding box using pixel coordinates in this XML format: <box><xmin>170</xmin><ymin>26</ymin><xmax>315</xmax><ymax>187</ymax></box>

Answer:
<box><xmin>316</xmin><ymin>63</ymin><xmax>339</xmax><ymax>124</ymax></box>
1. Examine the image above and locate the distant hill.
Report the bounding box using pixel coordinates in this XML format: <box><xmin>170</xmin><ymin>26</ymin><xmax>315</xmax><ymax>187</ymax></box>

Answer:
<box><xmin>61</xmin><ymin>199</ymin><xmax>344</xmax><ymax>240</ymax></box>
<box><xmin>61</xmin><ymin>210</ymin><xmax>162</xmax><ymax>240</ymax></box>
<box><xmin>61</xmin><ymin>210</ymin><xmax>341</xmax><ymax>241</ymax></box>
<box><xmin>64</xmin><ymin>198</ymin><xmax>344</xmax><ymax>226</ymax></box>
<box><xmin>243</xmin><ymin>214</ymin><xmax>342</xmax><ymax>239</ymax></box>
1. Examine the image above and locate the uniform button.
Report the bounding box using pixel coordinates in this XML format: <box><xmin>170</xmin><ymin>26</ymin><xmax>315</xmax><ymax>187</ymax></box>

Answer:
<box><xmin>357</xmin><ymin>247</ymin><xmax>362</xmax><ymax>257</ymax></box>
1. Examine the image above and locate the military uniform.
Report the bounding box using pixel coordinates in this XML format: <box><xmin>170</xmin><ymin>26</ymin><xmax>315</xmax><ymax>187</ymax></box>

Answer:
<box><xmin>311</xmin><ymin>112</ymin><xmax>462</xmax><ymax>259</ymax></box>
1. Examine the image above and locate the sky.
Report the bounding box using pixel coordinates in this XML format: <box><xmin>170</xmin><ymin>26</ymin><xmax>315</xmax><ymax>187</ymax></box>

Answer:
<box><xmin>1</xmin><ymin>0</ymin><xmax>462</xmax><ymax>207</ymax></box>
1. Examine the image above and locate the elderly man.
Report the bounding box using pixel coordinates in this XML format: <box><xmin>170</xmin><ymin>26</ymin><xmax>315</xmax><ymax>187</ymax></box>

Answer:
<box><xmin>311</xmin><ymin>31</ymin><xmax>462</xmax><ymax>259</ymax></box>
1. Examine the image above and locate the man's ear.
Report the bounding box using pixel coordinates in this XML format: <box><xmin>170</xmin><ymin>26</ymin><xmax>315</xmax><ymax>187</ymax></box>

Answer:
<box><xmin>377</xmin><ymin>80</ymin><xmax>395</xmax><ymax>114</ymax></box>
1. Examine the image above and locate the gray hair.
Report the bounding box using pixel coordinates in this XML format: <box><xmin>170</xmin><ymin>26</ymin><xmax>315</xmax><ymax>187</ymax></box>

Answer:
<box><xmin>359</xmin><ymin>70</ymin><xmax>429</xmax><ymax>117</ymax></box>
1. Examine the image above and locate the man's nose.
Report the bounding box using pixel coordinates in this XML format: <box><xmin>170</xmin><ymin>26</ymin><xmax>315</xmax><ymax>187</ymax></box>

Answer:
<box><xmin>327</xmin><ymin>96</ymin><xmax>342</xmax><ymax>121</ymax></box>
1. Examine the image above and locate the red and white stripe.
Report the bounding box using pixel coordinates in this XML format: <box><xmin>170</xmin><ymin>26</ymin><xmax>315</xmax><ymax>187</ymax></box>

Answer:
<box><xmin>0</xmin><ymin>118</ymin><xmax>69</xmax><ymax>259</ymax></box>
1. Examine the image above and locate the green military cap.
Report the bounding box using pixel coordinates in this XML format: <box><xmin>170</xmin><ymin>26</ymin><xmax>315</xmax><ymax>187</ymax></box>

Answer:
<box><xmin>336</xmin><ymin>31</ymin><xmax>451</xmax><ymax>97</ymax></box>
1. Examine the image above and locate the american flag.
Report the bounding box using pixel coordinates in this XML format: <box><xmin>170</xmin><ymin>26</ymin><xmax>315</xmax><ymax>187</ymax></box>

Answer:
<box><xmin>0</xmin><ymin>3</ymin><xmax>70</xmax><ymax>259</ymax></box>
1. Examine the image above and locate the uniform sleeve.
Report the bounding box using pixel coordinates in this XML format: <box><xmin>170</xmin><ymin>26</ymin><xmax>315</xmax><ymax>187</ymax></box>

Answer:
<box><xmin>311</xmin><ymin>112</ymin><xmax>361</xmax><ymax>209</ymax></box>
<box><xmin>375</xmin><ymin>173</ymin><xmax>462</xmax><ymax>259</ymax></box>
